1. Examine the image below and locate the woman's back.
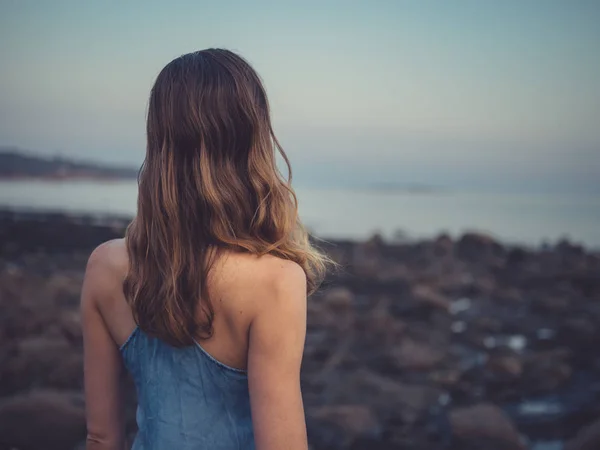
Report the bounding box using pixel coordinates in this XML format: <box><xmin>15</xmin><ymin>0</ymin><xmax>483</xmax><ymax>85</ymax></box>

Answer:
<box><xmin>82</xmin><ymin>48</ymin><xmax>328</xmax><ymax>450</ymax></box>
<box><xmin>84</xmin><ymin>239</ymin><xmax>307</xmax><ymax>449</ymax></box>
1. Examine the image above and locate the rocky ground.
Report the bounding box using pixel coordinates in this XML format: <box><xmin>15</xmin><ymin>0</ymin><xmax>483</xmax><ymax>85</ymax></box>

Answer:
<box><xmin>1</xmin><ymin>209</ymin><xmax>599</xmax><ymax>450</ymax></box>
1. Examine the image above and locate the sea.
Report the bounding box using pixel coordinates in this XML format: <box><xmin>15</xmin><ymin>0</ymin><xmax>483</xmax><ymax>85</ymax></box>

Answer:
<box><xmin>1</xmin><ymin>180</ymin><xmax>599</xmax><ymax>249</ymax></box>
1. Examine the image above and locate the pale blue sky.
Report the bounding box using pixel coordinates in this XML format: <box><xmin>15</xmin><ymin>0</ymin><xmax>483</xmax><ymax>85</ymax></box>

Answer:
<box><xmin>1</xmin><ymin>0</ymin><xmax>599</xmax><ymax>193</ymax></box>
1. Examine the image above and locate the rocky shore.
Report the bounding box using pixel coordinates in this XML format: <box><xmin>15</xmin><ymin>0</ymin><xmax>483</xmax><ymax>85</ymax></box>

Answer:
<box><xmin>1</xmin><ymin>209</ymin><xmax>599</xmax><ymax>450</ymax></box>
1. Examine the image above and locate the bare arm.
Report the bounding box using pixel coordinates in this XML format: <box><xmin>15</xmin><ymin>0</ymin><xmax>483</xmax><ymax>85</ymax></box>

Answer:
<box><xmin>81</xmin><ymin>247</ymin><xmax>126</xmax><ymax>450</ymax></box>
<box><xmin>247</xmin><ymin>262</ymin><xmax>308</xmax><ymax>450</ymax></box>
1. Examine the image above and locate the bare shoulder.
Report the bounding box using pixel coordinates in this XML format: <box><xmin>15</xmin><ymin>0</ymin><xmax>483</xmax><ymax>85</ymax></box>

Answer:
<box><xmin>86</xmin><ymin>239</ymin><xmax>128</xmax><ymax>275</ymax></box>
<box><xmin>222</xmin><ymin>252</ymin><xmax>305</xmax><ymax>291</ymax></box>
<box><xmin>253</xmin><ymin>255</ymin><xmax>307</xmax><ymax>319</ymax></box>
<box><xmin>82</xmin><ymin>239</ymin><xmax>128</xmax><ymax>306</ymax></box>
<box><xmin>253</xmin><ymin>254</ymin><xmax>306</xmax><ymax>292</ymax></box>
<box><xmin>215</xmin><ymin>252</ymin><xmax>307</xmax><ymax>313</ymax></box>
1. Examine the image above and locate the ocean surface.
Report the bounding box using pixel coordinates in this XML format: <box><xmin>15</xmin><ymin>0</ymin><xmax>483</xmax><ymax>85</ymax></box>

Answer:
<box><xmin>1</xmin><ymin>180</ymin><xmax>599</xmax><ymax>248</ymax></box>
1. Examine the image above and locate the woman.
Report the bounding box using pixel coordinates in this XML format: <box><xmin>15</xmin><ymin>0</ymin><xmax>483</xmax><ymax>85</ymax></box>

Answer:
<box><xmin>81</xmin><ymin>49</ymin><xmax>328</xmax><ymax>450</ymax></box>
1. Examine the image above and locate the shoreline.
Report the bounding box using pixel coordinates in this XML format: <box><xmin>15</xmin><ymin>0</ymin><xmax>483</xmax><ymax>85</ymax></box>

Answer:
<box><xmin>1</xmin><ymin>205</ymin><xmax>597</xmax><ymax>254</ymax></box>
<box><xmin>1</xmin><ymin>209</ymin><xmax>599</xmax><ymax>449</ymax></box>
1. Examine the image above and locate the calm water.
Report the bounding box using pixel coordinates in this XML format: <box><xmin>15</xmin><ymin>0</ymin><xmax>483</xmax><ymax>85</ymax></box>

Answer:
<box><xmin>1</xmin><ymin>180</ymin><xmax>599</xmax><ymax>248</ymax></box>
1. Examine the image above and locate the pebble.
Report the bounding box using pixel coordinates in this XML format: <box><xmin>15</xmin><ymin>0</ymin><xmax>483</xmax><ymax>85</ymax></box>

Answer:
<box><xmin>451</xmin><ymin>321</ymin><xmax>466</xmax><ymax>333</ymax></box>
<box><xmin>449</xmin><ymin>297</ymin><xmax>472</xmax><ymax>315</ymax></box>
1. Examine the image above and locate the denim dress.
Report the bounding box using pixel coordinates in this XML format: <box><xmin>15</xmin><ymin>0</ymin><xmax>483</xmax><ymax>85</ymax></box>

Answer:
<box><xmin>120</xmin><ymin>327</ymin><xmax>255</xmax><ymax>449</ymax></box>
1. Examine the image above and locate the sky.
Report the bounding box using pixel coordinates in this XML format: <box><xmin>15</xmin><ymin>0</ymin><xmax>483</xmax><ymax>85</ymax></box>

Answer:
<box><xmin>1</xmin><ymin>0</ymin><xmax>599</xmax><ymax>194</ymax></box>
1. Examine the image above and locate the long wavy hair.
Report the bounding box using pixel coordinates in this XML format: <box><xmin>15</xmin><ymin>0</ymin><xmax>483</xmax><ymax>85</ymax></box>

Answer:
<box><xmin>124</xmin><ymin>49</ymin><xmax>328</xmax><ymax>347</ymax></box>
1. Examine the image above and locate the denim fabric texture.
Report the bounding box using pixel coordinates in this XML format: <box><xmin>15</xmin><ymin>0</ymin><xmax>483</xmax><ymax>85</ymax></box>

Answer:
<box><xmin>120</xmin><ymin>327</ymin><xmax>255</xmax><ymax>449</ymax></box>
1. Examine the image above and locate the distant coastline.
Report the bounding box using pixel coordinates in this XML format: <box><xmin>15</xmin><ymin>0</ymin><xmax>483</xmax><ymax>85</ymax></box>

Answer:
<box><xmin>0</xmin><ymin>147</ymin><xmax>138</xmax><ymax>181</ymax></box>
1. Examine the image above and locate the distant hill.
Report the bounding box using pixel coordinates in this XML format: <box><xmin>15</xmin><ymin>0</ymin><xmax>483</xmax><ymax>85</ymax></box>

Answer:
<box><xmin>0</xmin><ymin>148</ymin><xmax>138</xmax><ymax>180</ymax></box>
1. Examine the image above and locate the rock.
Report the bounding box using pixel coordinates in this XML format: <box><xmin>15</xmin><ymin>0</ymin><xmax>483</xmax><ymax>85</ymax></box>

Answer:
<box><xmin>473</xmin><ymin>316</ymin><xmax>504</xmax><ymax>333</ymax></box>
<box><xmin>560</xmin><ymin>317</ymin><xmax>598</xmax><ymax>350</ymax></box>
<box><xmin>376</xmin><ymin>262</ymin><xmax>408</xmax><ymax>280</ymax></box>
<box><xmin>428</xmin><ymin>369</ymin><xmax>462</xmax><ymax>388</ymax></box>
<box><xmin>309</xmin><ymin>404</ymin><xmax>382</xmax><ymax>442</ymax></box>
<box><xmin>37</xmin><ymin>273</ymin><xmax>83</xmax><ymax>312</ymax></box>
<box><xmin>3</xmin><ymin>210</ymin><xmax>600</xmax><ymax>450</ymax></box>
<box><xmin>532</xmin><ymin>296</ymin><xmax>570</xmax><ymax>314</ymax></box>
<box><xmin>389</xmin><ymin>338</ymin><xmax>444</xmax><ymax>370</ymax></box>
<box><xmin>566</xmin><ymin>417</ymin><xmax>600</xmax><ymax>450</ymax></box>
<box><xmin>457</xmin><ymin>232</ymin><xmax>504</xmax><ymax>262</ymax></box>
<box><xmin>59</xmin><ymin>310</ymin><xmax>83</xmax><ymax>343</ymax></box>
<box><xmin>330</xmin><ymin>369</ymin><xmax>441</xmax><ymax>425</ymax></box>
<box><xmin>486</xmin><ymin>354</ymin><xmax>523</xmax><ymax>378</ymax></box>
<box><xmin>307</xmin><ymin>299</ymin><xmax>337</xmax><ymax>329</ymax></box>
<box><xmin>449</xmin><ymin>403</ymin><xmax>525</xmax><ymax>450</ymax></box>
<box><xmin>471</xmin><ymin>276</ymin><xmax>497</xmax><ymax>296</ymax></box>
<box><xmin>493</xmin><ymin>288</ymin><xmax>523</xmax><ymax>303</ymax></box>
<box><xmin>449</xmin><ymin>297</ymin><xmax>472</xmax><ymax>315</ymax></box>
<box><xmin>0</xmin><ymin>390</ymin><xmax>86</xmax><ymax>450</ymax></box>
<box><xmin>522</xmin><ymin>349</ymin><xmax>572</xmax><ymax>393</ymax></box>
<box><xmin>362</xmin><ymin>308</ymin><xmax>406</xmax><ymax>347</ymax></box>
<box><xmin>46</xmin><ymin>353</ymin><xmax>85</xmax><ymax>388</ymax></box>
<box><xmin>2</xmin><ymin>336</ymin><xmax>83</xmax><ymax>392</ymax></box>
<box><xmin>506</xmin><ymin>247</ymin><xmax>529</xmax><ymax>265</ymax></box>
<box><xmin>556</xmin><ymin>239</ymin><xmax>585</xmax><ymax>257</ymax></box>
<box><xmin>352</xmin><ymin>236</ymin><xmax>384</xmax><ymax>276</ymax></box>
<box><xmin>323</xmin><ymin>287</ymin><xmax>354</xmax><ymax>312</ymax></box>
<box><xmin>433</xmin><ymin>234</ymin><xmax>454</xmax><ymax>256</ymax></box>
<box><xmin>412</xmin><ymin>284</ymin><xmax>451</xmax><ymax>312</ymax></box>
<box><xmin>363</xmin><ymin>234</ymin><xmax>385</xmax><ymax>252</ymax></box>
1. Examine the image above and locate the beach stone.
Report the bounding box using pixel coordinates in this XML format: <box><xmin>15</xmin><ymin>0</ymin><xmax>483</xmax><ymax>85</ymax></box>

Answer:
<box><xmin>412</xmin><ymin>284</ymin><xmax>451</xmax><ymax>312</ymax></box>
<box><xmin>309</xmin><ymin>404</ymin><xmax>382</xmax><ymax>444</ymax></box>
<box><xmin>307</xmin><ymin>299</ymin><xmax>337</xmax><ymax>328</ymax></box>
<box><xmin>389</xmin><ymin>338</ymin><xmax>444</xmax><ymax>371</ymax></box>
<box><xmin>428</xmin><ymin>369</ymin><xmax>462</xmax><ymax>388</ymax></box>
<box><xmin>522</xmin><ymin>349</ymin><xmax>572</xmax><ymax>393</ymax></box>
<box><xmin>532</xmin><ymin>295</ymin><xmax>570</xmax><ymax>314</ymax></box>
<box><xmin>486</xmin><ymin>354</ymin><xmax>523</xmax><ymax>378</ymax></box>
<box><xmin>433</xmin><ymin>234</ymin><xmax>454</xmax><ymax>256</ymax></box>
<box><xmin>0</xmin><ymin>390</ymin><xmax>86</xmax><ymax>450</ymax></box>
<box><xmin>332</xmin><ymin>369</ymin><xmax>440</xmax><ymax>424</ymax></box>
<box><xmin>2</xmin><ymin>336</ymin><xmax>83</xmax><ymax>392</ymax></box>
<box><xmin>323</xmin><ymin>287</ymin><xmax>354</xmax><ymax>312</ymax></box>
<box><xmin>493</xmin><ymin>287</ymin><xmax>523</xmax><ymax>304</ymax></box>
<box><xmin>566</xmin><ymin>417</ymin><xmax>600</xmax><ymax>450</ymax></box>
<box><xmin>59</xmin><ymin>309</ymin><xmax>83</xmax><ymax>343</ymax></box>
<box><xmin>457</xmin><ymin>232</ymin><xmax>504</xmax><ymax>262</ymax></box>
<box><xmin>2</xmin><ymin>210</ymin><xmax>600</xmax><ymax>449</ymax></box>
<box><xmin>560</xmin><ymin>317</ymin><xmax>598</xmax><ymax>349</ymax></box>
<box><xmin>449</xmin><ymin>403</ymin><xmax>525</xmax><ymax>450</ymax></box>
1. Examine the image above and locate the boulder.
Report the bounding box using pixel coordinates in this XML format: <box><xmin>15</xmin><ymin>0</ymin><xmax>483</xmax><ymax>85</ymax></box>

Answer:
<box><xmin>59</xmin><ymin>310</ymin><xmax>83</xmax><ymax>343</ymax></box>
<box><xmin>486</xmin><ymin>354</ymin><xmax>523</xmax><ymax>378</ymax></box>
<box><xmin>449</xmin><ymin>403</ymin><xmax>525</xmax><ymax>450</ymax></box>
<box><xmin>359</xmin><ymin>298</ymin><xmax>407</xmax><ymax>347</ymax></box>
<box><xmin>389</xmin><ymin>338</ymin><xmax>444</xmax><ymax>371</ymax></box>
<box><xmin>428</xmin><ymin>369</ymin><xmax>462</xmax><ymax>388</ymax></box>
<box><xmin>330</xmin><ymin>369</ymin><xmax>441</xmax><ymax>425</ymax></box>
<box><xmin>2</xmin><ymin>336</ymin><xmax>83</xmax><ymax>392</ymax></box>
<box><xmin>322</xmin><ymin>287</ymin><xmax>355</xmax><ymax>312</ymax></box>
<box><xmin>566</xmin><ymin>417</ymin><xmax>600</xmax><ymax>450</ymax></box>
<box><xmin>522</xmin><ymin>349</ymin><xmax>572</xmax><ymax>393</ymax></box>
<box><xmin>0</xmin><ymin>390</ymin><xmax>86</xmax><ymax>450</ymax></box>
<box><xmin>309</xmin><ymin>404</ymin><xmax>382</xmax><ymax>443</ymax></box>
<box><xmin>457</xmin><ymin>232</ymin><xmax>504</xmax><ymax>263</ymax></box>
<box><xmin>433</xmin><ymin>234</ymin><xmax>454</xmax><ymax>256</ymax></box>
<box><xmin>44</xmin><ymin>273</ymin><xmax>82</xmax><ymax>307</ymax></box>
<box><xmin>412</xmin><ymin>284</ymin><xmax>451</xmax><ymax>312</ymax></box>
